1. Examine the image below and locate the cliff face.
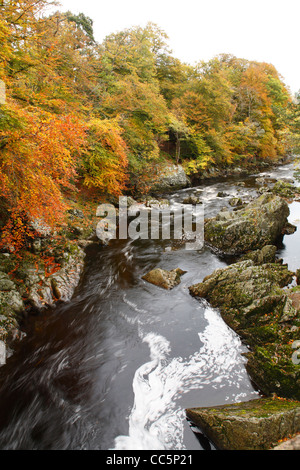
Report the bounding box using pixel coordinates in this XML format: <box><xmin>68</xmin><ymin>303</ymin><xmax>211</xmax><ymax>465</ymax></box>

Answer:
<box><xmin>0</xmin><ymin>197</ymin><xmax>98</xmax><ymax>364</ymax></box>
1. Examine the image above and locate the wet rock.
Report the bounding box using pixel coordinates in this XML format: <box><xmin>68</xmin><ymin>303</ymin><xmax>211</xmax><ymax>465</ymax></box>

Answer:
<box><xmin>256</xmin><ymin>176</ymin><xmax>270</xmax><ymax>185</ymax></box>
<box><xmin>240</xmin><ymin>244</ymin><xmax>277</xmax><ymax>264</ymax></box>
<box><xmin>204</xmin><ymin>193</ymin><xmax>290</xmax><ymax>255</ymax></box>
<box><xmin>273</xmin><ymin>433</ymin><xmax>300</xmax><ymax>450</ymax></box>
<box><xmin>271</xmin><ymin>180</ymin><xmax>300</xmax><ymax>199</ymax></box>
<box><xmin>189</xmin><ymin>252</ymin><xmax>300</xmax><ymax>399</ymax></box>
<box><xmin>142</xmin><ymin>197</ymin><xmax>170</xmax><ymax>209</ymax></box>
<box><xmin>186</xmin><ymin>398</ymin><xmax>300</xmax><ymax>450</ymax></box>
<box><xmin>0</xmin><ymin>340</ymin><xmax>6</xmax><ymax>365</ymax></box>
<box><xmin>149</xmin><ymin>164</ymin><xmax>190</xmax><ymax>194</ymax></box>
<box><xmin>142</xmin><ymin>267</ymin><xmax>187</xmax><ymax>290</ymax></box>
<box><xmin>0</xmin><ymin>271</ymin><xmax>25</xmax><ymax>342</ymax></box>
<box><xmin>282</xmin><ymin>222</ymin><xmax>297</xmax><ymax>235</ymax></box>
<box><xmin>48</xmin><ymin>248</ymin><xmax>85</xmax><ymax>302</ymax></box>
<box><xmin>257</xmin><ymin>186</ymin><xmax>272</xmax><ymax>194</ymax></box>
<box><xmin>183</xmin><ymin>195</ymin><xmax>202</xmax><ymax>205</ymax></box>
<box><xmin>287</xmin><ymin>290</ymin><xmax>300</xmax><ymax>312</ymax></box>
<box><xmin>229</xmin><ymin>197</ymin><xmax>243</xmax><ymax>207</ymax></box>
<box><xmin>9</xmin><ymin>243</ymin><xmax>85</xmax><ymax>312</ymax></box>
<box><xmin>217</xmin><ymin>191</ymin><xmax>229</xmax><ymax>197</ymax></box>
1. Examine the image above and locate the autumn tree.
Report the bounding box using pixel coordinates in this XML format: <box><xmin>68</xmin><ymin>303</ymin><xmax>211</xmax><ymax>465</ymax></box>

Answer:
<box><xmin>0</xmin><ymin>0</ymin><xmax>91</xmax><ymax>249</ymax></box>
<box><xmin>83</xmin><ymin>118</ymin><xmax>128</xmax><ymax>196</ymax></box>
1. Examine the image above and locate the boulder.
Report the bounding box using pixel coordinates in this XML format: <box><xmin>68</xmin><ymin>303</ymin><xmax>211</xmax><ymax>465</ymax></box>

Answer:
<box><xmin>0</xmin><ymin>271</ymin><xmax>25</xmax><ymax>343</ymax></box>
<box><xmin>204</xmin><ymin>193</ymin><xmax>290</xmax><ymax>255</ymax></box>
<box><xmin>189</xmin><ymin>250</ymin><xmax>300</xmax><ymax>400</ymax></box>
<box><xmin>186</xmin><ymin>398</ymin><xmax>300</xmax><ymax>450</ymax></box>
<box><xmin>149</xmin><ymin>164</ymin><xmax>190</xmax><ymax>194</ymax></box>
<box><xmin>229</xmin><ymin>197</ymin><xmax>243</xmax><ymax>207</ymax></box>
<box><xmin>273</xmin><ymin>433</ymin><xmax>300</xmax><ymax>450</ymax></box>
<box><xmin>271</xmin><ymin>180</ymin><xmax>300</xmax><ymax>199</ymax></box>
<box><xmin>0</xmin><ymin>340</ymin><xmax>6</xmax><ymax>365</ymax></box>
<box><xmin>183</xmin><ymin>195</ymin><xmax>202</xmax><ymax>205</ymax></box>
<box><xmin>239</xmin><ymin>244</ymin><xmax>277</xmax><ymax>264</ymax></box>
<box><xmin>142</xmin><ymin>267</ymin><xmax>187</xmax><ymax>290</ymax></box>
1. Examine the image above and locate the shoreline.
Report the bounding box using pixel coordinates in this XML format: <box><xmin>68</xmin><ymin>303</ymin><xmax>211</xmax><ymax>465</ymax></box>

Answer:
<box><xmin>0</xmin><ymin>157</ymin><xmax>299</xmax><ymax>450</ymax></box>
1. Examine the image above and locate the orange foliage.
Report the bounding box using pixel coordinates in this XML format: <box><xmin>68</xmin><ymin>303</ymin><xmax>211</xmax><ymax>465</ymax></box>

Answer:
<box><xmin>83</xmin><ymin>118</ymin><xmax>129</xmax><ymax>196</ymax></box>
<box><xmin>0</xmin><ymin>104</ymin><xmax>86</xmax><ymax>250</ymax></box>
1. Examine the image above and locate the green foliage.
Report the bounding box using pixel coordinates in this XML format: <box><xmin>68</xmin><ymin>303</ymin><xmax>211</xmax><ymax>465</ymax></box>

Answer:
<box><xmin>0</xmin><ymin>0</ymin><xmax>299</xmax><ymax>249</ymax></box>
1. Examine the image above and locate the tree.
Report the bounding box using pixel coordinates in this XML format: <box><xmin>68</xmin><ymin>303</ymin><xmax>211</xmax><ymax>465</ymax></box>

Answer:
<box><xmin>0</xmin><ymin>106</ymin><xmax>86</xmax><ymax>250</ymax></box>
<box><xmin>83</xmin><ymin>118</ymin><xmax>128</xmax><ymax>196</ymax></box>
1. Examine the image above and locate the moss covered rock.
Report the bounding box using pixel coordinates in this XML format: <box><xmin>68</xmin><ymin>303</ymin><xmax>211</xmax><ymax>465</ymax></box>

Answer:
<box><xmin>186</xmin><ymin>398</ymin><xmax>300</xmax><ymax>450</ymax></box>
<box><xmin>189</xmin><ymin>249</ymin><xmax>300</xmax><ymax>400</ymax></box>
<box><xmin>149</xmin><ymin>164</ymin><xmax>190</xmax><ymax>194</ymax></box>
<box><xmin>0</xmin><ymin>271</ymin><xmax>25</xmax><ymax>342</ymax></box>
<box><xmin>204</xmin><ymin>193</ymin><xmax>290</xmax><ymax>255</ymax></box>
<box><xmin>271</xmin><ymin>180</ymin><xmax>300</xmax><ymax>199</ymax></box>
<box><xmin>142</xmin><ymin>267</ymin><xmax>187</xmax><ymax>290</ymax></box>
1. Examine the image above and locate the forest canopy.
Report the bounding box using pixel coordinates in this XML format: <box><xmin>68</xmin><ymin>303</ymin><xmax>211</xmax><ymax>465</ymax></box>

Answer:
<box><xmin>0</xmin><ymin>0</ymin><xmax>300</xmax><ymax>250</ymax></box>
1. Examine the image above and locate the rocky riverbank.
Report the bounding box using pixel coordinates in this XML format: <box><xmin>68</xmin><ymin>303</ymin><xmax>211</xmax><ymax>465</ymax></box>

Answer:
<box><xmin>187</xmin><ymin>397</ymin><xmax>300</xmax><ymax>450</ymax></box>
<box><xmin>1</xmin><ymin>160</ymin><xmax>300</xmax><ymax>449</ymax></box>
<box><xmin>186</xmin><ymin>181</ymin><xmax>300</xmax><ymax>450</ymax></box>
<box><xmin>0</xmin><ymin>196</ymin><xmax>99</xmax><ymax>364</ymax></box>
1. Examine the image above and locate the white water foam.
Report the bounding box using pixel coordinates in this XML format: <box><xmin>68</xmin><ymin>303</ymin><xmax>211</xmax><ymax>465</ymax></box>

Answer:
<box><xmin>111</xmin><ymin>305</ymin><xmax>258</xmax><ymax>450</ymax></box>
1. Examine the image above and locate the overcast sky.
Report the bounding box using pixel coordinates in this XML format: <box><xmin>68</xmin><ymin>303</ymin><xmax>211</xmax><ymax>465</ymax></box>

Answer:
<box><xmin>55</xmin><ymin>0</ymin><xmax>300</xmax><ymax>95</ymax></box>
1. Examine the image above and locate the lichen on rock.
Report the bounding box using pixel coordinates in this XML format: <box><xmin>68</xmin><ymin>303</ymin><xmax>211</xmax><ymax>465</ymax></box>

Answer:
<box><xmin>186</xmin><ymin>398</ymin><xmax>300</xmax><ymax>450</ymax></box>
<box><xmin>189</xmin><ymin>246</ymin><xmax>300</xmax><ymax>400</ymax></box>
<box><xmin>142</xmin><ymin>267</ymin><xmax>187</xmax><ymax>290</ymax></box>
<box><xmin>204</xmin><ymin>193</ymin><xmax>290</xmax><ymax>255</ymax></box>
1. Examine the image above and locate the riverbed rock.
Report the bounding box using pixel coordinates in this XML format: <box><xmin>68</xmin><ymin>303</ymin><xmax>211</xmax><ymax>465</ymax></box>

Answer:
<box><xmin>271</xmin><ymin>179</ymin><xmax>300</xmax><ymax>200</ymax></box>
<box><xmin>186</xmin><ymin>398</ymin><xmax>300</xmax><ymax>450</ymax></box>
<box><xmin>24</xmin><ymin>245</ymin><xmax>85</xmax><ymax>309</ymax></box>
<box><xmin>0</xmin><ymin>340</ymin><xmax>6</xmax><ymax>365</ymax></box>
<box><xmin>183</xmin><ymin>195</ymin><xmax>202</xmax><ymax>205</ymax></box>
<box><xmin>239</xmin><ymin>244</ymin><xmax>277</xmax><ymax>264</ymax></box>
<box><xmin>149</xmin><ymin>164</ymin><xmax>190</xmax><ymax>194</ymax></box>
<box><xmin>142</xmin><ymin>267</ymin><xmax>187</xmax><ymax>290</ymax></box>
<box><xmin>229</xmin><ymin>197</ymin><xmax>243</xmax><ymax>207</ymax></box>
<box><xmin>0</xmin><ymin>271</ymin><xmax>25</xmax><ymax>342</ymax></box>
<box><xmin>204</xmin><ymin>193</ymin><xmax>290</xmax><ymax>255</ymax></box>
<box><xmin>273</xmin><ymin>433</ymin><xmax>300</xmax><ymax>450</ymax></box>
<box><xmin>189</xmin><ymin>251</ymin><xmax>300</xmax><ymax>400</ymax></box>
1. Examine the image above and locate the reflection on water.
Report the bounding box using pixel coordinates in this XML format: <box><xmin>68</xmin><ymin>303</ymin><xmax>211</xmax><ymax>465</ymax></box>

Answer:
<box><xmin>0</xmin><ymin>161</ymin><xmax>299</xmax><ymax>450</ymax></box>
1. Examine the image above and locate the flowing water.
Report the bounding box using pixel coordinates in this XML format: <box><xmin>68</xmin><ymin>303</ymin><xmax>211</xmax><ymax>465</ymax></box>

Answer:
<box><xmin>0</xmin><ymin>161</ymin><xmax>299</xmax><ymax>450</ymax></box>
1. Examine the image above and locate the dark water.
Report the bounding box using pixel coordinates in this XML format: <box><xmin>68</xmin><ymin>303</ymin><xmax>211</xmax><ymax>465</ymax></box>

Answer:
<box><xmin>0</xmin><ymin>162</ymin><xmax>299</xmax><ymax>450</ymax></box>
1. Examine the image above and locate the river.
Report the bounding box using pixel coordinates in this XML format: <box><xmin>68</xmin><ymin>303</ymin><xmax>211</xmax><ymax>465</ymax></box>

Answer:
<box><xmin>0</xmin><ymin>161</ymin><xmax>299</xmax><ymax>450</ymax></box>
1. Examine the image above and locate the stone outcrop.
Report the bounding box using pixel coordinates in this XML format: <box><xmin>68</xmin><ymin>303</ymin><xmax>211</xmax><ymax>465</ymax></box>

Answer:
<box><xmin>186</xmin><ymin>398</ymin><xmax>300</xmax><ymax>450</ymax></box>
<box><xmin>0</xmin><ymin>270</ymin><xmax>25</xmax><ymax>343</ymax></box>
<box><xmin>273</xmin><ymin>433</ymin><xmax>300</xmax><ymax>450</ymax></box>
<box><xmin>204</xmin><ymin>193</ymin><xmax>291</xmax><ymax>255</ymax></box>
<box><xmin>256</xmin><ymin>177</ymin><xmax>300</xmax><ymax>200</ymax></box>
<box><xmin>149</xmin><ymin>164</ymin><xmax>190</xmax><ymax>194</ymax></box>
<box><xmin>189</xmin><ymin>247</ymin><xmax>300</xmax><ymax>400</ymax></box>
<box><xmin>142</xmin><ymin>267</ymin><xmax>187</xmax><ymax>290</ymax></box>
<box><xmin>0</xmin><ymin>240</ymin><xmax>86</xmax><ymax>358</ymax></box>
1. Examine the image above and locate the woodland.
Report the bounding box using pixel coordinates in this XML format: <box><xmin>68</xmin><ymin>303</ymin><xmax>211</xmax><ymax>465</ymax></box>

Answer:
<box><xmin>1</xmin><ymin>0</ymin><xmax>300</xmax><ymax>251</ymax></box>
